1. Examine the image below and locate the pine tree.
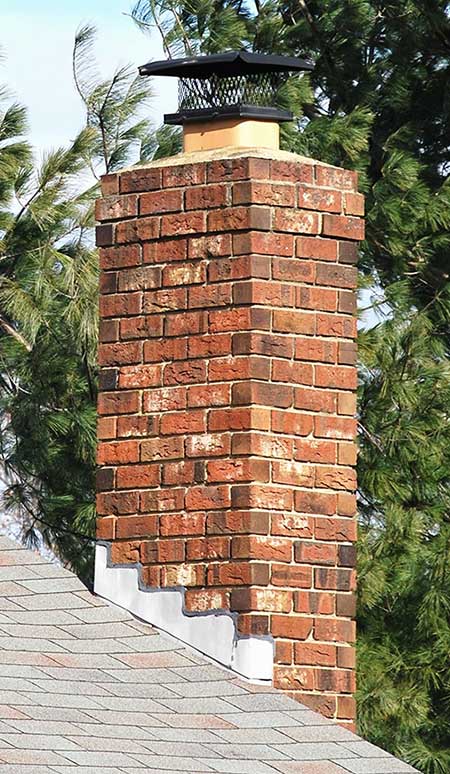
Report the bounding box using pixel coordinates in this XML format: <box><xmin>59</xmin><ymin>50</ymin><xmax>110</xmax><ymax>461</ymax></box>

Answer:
<box><xmin>0</xmin><ymin>25</ymin><xmax>155</xmax><ymax>583</ymax></box>
<box><xmin>131</xmin><ymin>1</ymin><xmax>450</xmax><ymax>769</ymax></box>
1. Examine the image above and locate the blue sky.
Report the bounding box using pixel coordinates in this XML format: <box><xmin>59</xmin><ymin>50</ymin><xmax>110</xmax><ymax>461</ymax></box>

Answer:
<box><xmin>0</xmin><ymin>1</ymin><xmax>177</xmax><ymax>153</ymax></box>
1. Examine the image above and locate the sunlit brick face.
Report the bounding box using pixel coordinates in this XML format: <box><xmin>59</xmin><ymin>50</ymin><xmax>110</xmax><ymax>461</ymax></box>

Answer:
<box><xmin>95</xmin><ymin>152</ymin><xmax>363</xmax><ymax>724</ymax></box>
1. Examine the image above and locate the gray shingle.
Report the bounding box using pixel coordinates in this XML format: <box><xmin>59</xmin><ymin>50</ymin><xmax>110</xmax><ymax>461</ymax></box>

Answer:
<box><xmin>0</xmin><ymin>535</ymin><xmax>417</xmax><ymax>774</ymax></box>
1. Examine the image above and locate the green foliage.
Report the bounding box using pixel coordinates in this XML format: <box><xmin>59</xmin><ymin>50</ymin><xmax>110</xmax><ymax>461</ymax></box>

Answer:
<box><xmin>131</xmin><ymin>0</ymin><xmax>450</xmax><ymax>768</ymax></box>
<box><xmin>0</xmin><ymin>25</ymin><xmax>156</xmax><ymax>584</ymax></box>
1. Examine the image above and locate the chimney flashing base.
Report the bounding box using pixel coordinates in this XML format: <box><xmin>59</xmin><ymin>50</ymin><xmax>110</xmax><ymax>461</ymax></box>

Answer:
<box><xmin>94</xmin><ymin>542</ymin><xmax>274</xmax><ymax>681</ymax></box>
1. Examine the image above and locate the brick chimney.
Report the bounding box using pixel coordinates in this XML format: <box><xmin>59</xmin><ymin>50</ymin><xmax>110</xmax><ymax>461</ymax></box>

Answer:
<box><xmin>94</xmin><ymin>52</ymin><xmax>363</xmax><ymax>727</ymax></box>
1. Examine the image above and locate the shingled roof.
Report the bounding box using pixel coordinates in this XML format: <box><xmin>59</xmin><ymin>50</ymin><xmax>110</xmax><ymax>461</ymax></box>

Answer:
<box><xmin>0</xmin><ymin>534</ymin><xmax>417</xmax><ymax>774</ymax></box>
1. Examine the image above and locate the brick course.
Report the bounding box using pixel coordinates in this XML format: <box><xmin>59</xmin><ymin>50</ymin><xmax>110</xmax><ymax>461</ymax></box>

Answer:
<box><xmin>96</xmin><ymin>153</ymin><xmax>362</xmax><ymax>725</ymax></box>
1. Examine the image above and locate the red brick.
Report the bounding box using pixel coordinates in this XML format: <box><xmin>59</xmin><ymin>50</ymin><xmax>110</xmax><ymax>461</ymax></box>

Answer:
<box><xmin>209</xmin><ymin>407</ymin><xmax>269</xmax><ymax>432</ymax></box>
<box><xmin>295</xmin><ymin>387</ymin><xmax>336</xmax><ymax>413</ymax></box>
<box><xmin>97</xmin><ymin>417</ymin><xmax>116</xmax><ymax>440</ymax></box>
<box><xmin>161</xmin><ymin>211</ymin><xmax>205</xmax><ymax>237</ymax></box>
<box><xmin>140</xmin><ymin>189</ymin><xmax>183</xmax><ymax>215</ymax></box>
<box><xmin>117</xmin><ymin>415</ymin><xmax>155</xmax><ymax>438</ymax></box>
<box><xmin>165</xmin><ymin>311</ymin><xmax>206</xmax><ymax>337</ymax></box>
<box><xmin>98</xmin><ymin>391</ymin><xmax>139</xmax><ymax>416</ymax></box>
<box><xmin>185</xmin><ymin>485</ymin><xmax>230</xmax><ymax>511</ymax></box>
<box><xmin>121</xmin><ymin>167</ymin><xmax>162</xmax><ymax>193</ymax></box>
<box><xmin>294</xmin><ymin>590</ymin><xmax>335</xmax><ymax>615</ymax></box>
<box><xmin>322</xmin><ymin>214</ymin><xmax>364</xmax><ymax>241</ymax></box>
<box><xmin>161</xmin><ymin>563</ymin><xmax>206</xmax><ymax>587</ymax></box>
<box><xmin>144</xmin><ymin>238</ymin><xmax>187</xmax><ymax>264</ymax></box>
<box><xmin>99</xmin><ymin>293</ymin><xmax>141</xmax><ymax>318</ymax></box>
<box><xmin>315</xmin><ymin>466</ymin><xmax>356</xmax><ymax>491</ymax></box>
<box><xmin>110</xmin><ymin>540</ymin><xmax>140</xmax><ymax>564</ymax></box>
<box><xmin>232</xmin><ymin>381</ymin><xmax>293</xmax><ymax>409</ymax></box>
<box><xmin>296</xmin><ymin>236</ymin><xmax>338</xmax><ymax>262</ymax></box>
<box><xmin>208</xmin><ymin>206</ymin><xmax>271</xmax><ymax>233</ymax></box>
<box><xmin>188</xmin><ymin>333</ymin><xmax>231</xmax><ymax>358</ymax></box>
<box><xmin>314</xmin><ymin>416</ymin><xmax>356</xmax><ymax>440</ymax></box>
<box><xmin>143</xmin><ymin>387</ymin><xmax>186</xmax><ymax>412</ymax></box>
<box><xmin>271</xmin><ymin>565</ymin><xmax>313</xmax><ymax>588</ymax></box>
<box><xmin>314</xmin><ymin>618</ymin><xmax>356</xmax><ymax>643</ymax></box>
<box><xmin>160</xmin><ymin>410</ymin><xmax>206</xmax><ymax>436</ymax></box>
<box><xmin>295</xmin><ymin>541</ymin><xmax>337</xmax><ymax>566</ymax></box>
<box><xmin>116</xmin><ymin>515</ymin><xmax>158</xmax><ymax>539</ymax></box>
<box><xmin>99</xmin><ymin>342</ymin><xmax>141</xmax><ymax>367</ymax></box>
<box><xmin>237</xmin><ymin>614</ymin><xmax>270</xmax><ymax>636</ymax></box>
<box><xmin>120</xmin><ymin>316</ymin><xmax>162</xmax><ymax>341</ymax></box>
<box><xmin>164</xmin><ymin>361</ymin><xmax>206</xmax><ymax>386</ymax></box>
<box><xmin>140</xmin><ymin>437</ymin><xmax>183</xmax><ymax>461</ymax></box>
<box><xmin>231</xmin><ymin>535</ymin><xmax>292</xmax><ymax>562</ymax></box>
<box><xmin>315</xmin><ymin>518</ymin><xmax>357</xmax><ymax>543</ymax></box>
<box><xmin>295</xmin><ymin>440</ymin><xmax>336</xmax><ymax>464</ymax></box>
<box><xmin>298</xmin><ymin>185</ymin><xmax>342</xmax><ymax>213</ymax></box>
<box><xmin>295</xmin><ymin>490</ymin><xmax>337</xmax><ymax>515</ymax></box>
<box><xmin>315</xmin><ymin>567</ymin><xmax>354</xmax><ymax>591</ymax></box>
<box><xmin>274</xmin><ymin>666</ymin><xmax>315</xmax><ymax>692</ymax></box>
<box><xmin>97</xmin><ymin>490</ymin><xmax>138</xmax><ymax>515</ymax></box>
<box><xmin>116</xmin><ymin>464</ymin><xmax>160</xmax><ymax>490</ymax></box>
<box><xmin>294</xmin><ymin>643</ymin><xmax>336</xmax><ymax>666</ymax></box>
<box><xmin>316</xmin><ymin>314</ymin><xmax>356</xmax><ymax>339</ymax></box>
<box><xmin>233</xmin><ymin>181</ymin><xmax>295</xmax><ymax>207</ymax></box>
<box><xmin>144</xmin><ymin>339</ymin><xmax>187</xmax><ymax>363</ymax></box>
<box><xmin>233</xmin><ymin>231</ymin><xmax>294</xmax><ymax>257</ymax></box>
<box><xmin>189</xmin><ymin>284</ymin><xmax>232</xmax><ymax>309</ymax></box>
<box><xmin>163</xmin><ymin>262</ymin><xmax>206</xmax><ymax>286</ymax></box>
<box><xmin>271</xmin><ymin>410</ymin><xmax>313</xmax><ymax>437</ymax></box>
<box><xmin>160</xmin><ymin>513</ymin><xmax>206</xmax><ymax>537</ymax></box>
<box><xmin>119</xmin><ymin>365</ymin><xmax>161</xmax><ymax>390</ymax></box>
<box><xmin>271</xmin><ymin>360</ymin><xmax>313</xmax><ymax>386</ymax></box>
<box><xmin>344</xmin><ymin>192</ymin><xmax>364</xmax><ymax>216</ymax></box>
<box><xmin>162</xmin><ymin>163</ymin><xmax>206</xmax><ymax>188</ymax></box>
<box><xmin>272</xmin><ymin>310</ymin><xmax>315</xmax><ymax>335</ymax></box>
<box><xmin>271</xmin><ymin>616</ymin><xmax>313</xmax><ymax>640</ymax></box>
<box><xmin>233</xmin><ymin>280</ymin><xmax>294</xmax><ymax>308</ymax></box>
<box><xmin>98</xmin><ymin>440</ymin><xmax>139</xmax><ymax>465</ymax></box>
<box><xmin>188</xmin><ymin>233</ymin><xmax>232</xmax><ymax>259</ymax></box>
<box><xmin>230</xmin><ymin>587</ymin><xmax>292</xmax><ymax>613</ymax></box>
<box><xmin>316</xmin><ymin>165</ymin><xmax>358</xmax><ymax>191</ymax></box>
<box><xmin>206</xmin><ymin>562</ymin><xmax>269</xmax><ymax>587</ymax></box>
<box><xmin>186</xmin><ymin>184</ymin><xmax>228</xmax><ymax>210</ymax></box>
<box><xmin>185</xmin><ymin>588</ymin><xmax>229</xmax><ymax>612</ymax></box>
<box><xmin>162</xmin><ymin>461</ymin><xmax>195</xmax><ymax>486</ymax></box>
<box><xmin>140</xmin><ymin>488</ymin><xmax>185</xmax><ymax>513</ymax></box>
<box><xmin>297</xmin><ymin>287</ymin><xmax>337</xmax><ymax>312</ymax></box>
<box><xmin>273</xmin><ymin>209</ymin><xmax>320</xmax><ymax>234</ymax></box>
<box><xmin>207</xmin><ymin>511</ymin><xmax>270</xmax><ymax>536</ymax></box>
<box><xmin>207</xmin><ymin>458</ymin><xmax>269</xmax><ymax>484</ymax></box>
<box><xmin>185</xmin><ymin>433</ymin><xmax>231</xmax><ymax>458</ymax></box>
<box><xmin>272</xmin><ymin>461</ymin><xmax>314</xmax><ymax>488</ymax></box>
<box><xmin>116</xmin><ymin>216</ymin><xmax>160</xmax><ymax>243</ymax></box>
<box><xmin>207</xmin><ymin>157</ymin><xmax>270</xmax><ymax>182</ymax></box>
<box><xmin>315</xmin><ymin>365</ymin><xmax>357</xmax><ymax>390</ymax></box>
<box><xmin>295</xmin><ymin>338</ymin><xmax>337</xmax><ymax>364</ymax></box>
<box><xmin>96</xmin><ymin>194</ymin><xmax>137</xmax><ymax>221</ymax></box>
<box><xmin>96</xmin><ymin>516</ymin><xmax>116</xmax><ymax>540</ymax></box>
<box><xmin>338</xmin><ymin>492</ymin><xmax>357</xmax><ymax>517</ymax></box>
<box><xmin>188</xmin><ymin>384</ymin><xmax>229</xmax><ymax>408</ymax></box>
<box><xmin>271</xmin><ymin>513</ymin><xmax>313</xmax><ymax>538</ymax></box>
<box><xmin>273</xmin><ymin>257</ymin><xmax>315</xmax><ymax>284</ymax></box>
<box><xmin>101</xmin><ymin>173</ymin><xmax>119</xmax><ymax>196</ymax></box>
<box><xmin>209</xmin><ymin>355</ymin><xmax>270</xmax><ymax>383</ymax></box>
<box><xmin>271</xmin><ymin>159</ymin><xmax>314</xmax><ymax>183</ymax></box>
<box><xmin>231</xmin><ymin>484</ymin><xmax>293</xmax><ymax>511</ymax></box>
<box><xmin>186</xmin><ymin>537</ymin><xmax>230</xmax><ymax>561</ymax></box>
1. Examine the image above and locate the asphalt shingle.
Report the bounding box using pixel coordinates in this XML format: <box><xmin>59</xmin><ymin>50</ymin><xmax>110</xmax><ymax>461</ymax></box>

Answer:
<box><xmin>0</xmin><ymin>535</ymin><xmax>418</xmax><ymax>774</ymax></box>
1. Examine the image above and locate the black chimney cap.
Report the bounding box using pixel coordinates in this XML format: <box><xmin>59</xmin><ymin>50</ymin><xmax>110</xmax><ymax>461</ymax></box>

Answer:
<box><xmin>139</xmin><ymin>50</ymin><xmax>313</xmax><ymax>126</ymax></box>
<box><xmin>139</xmin><ymin>50</ymin><xmax>313</xmax><ymax>79</ymax></box>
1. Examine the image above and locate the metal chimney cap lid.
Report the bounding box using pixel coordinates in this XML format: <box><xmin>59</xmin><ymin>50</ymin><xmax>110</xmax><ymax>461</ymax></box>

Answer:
<box><xmin>139</xmin><ymin>50</ymin><xmax>313</xmax><ymax>79</ymax></box>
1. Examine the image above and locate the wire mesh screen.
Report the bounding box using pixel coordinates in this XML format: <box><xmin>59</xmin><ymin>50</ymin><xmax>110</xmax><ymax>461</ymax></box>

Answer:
<box><xmin>178</xmin><ymin>71</ymin><xmax>286</xmax><ymax>111</ymax></box>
